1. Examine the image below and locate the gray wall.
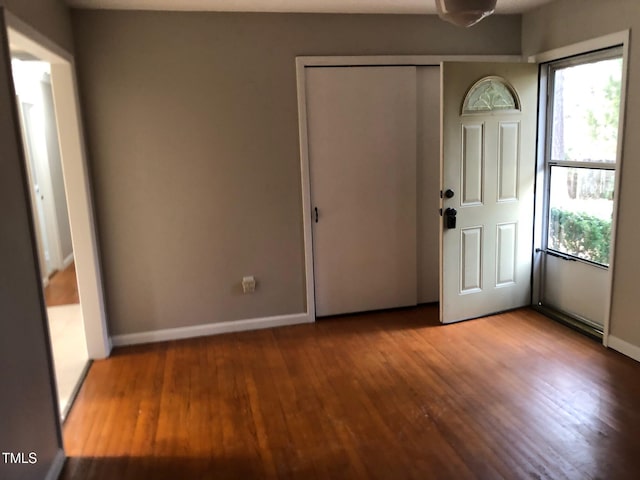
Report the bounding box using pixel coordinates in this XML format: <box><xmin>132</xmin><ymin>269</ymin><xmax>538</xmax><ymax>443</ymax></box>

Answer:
<box><xmin>70</xmin><ymin>10</ymin><xmax>521</xmax><ymax>336</ymax></box>
<box><xmin>0</xmin><ymin>6</ymin><xmax>63</xmax><ymax>480</ymax></box>
<box><xmin>1</xmin><ymin>0</ymin><xmax>73</xmax><ymax>52</ymax></box>
<box><xmin>523</xmin><ymin>0</ymin><xmax>640</xmax><ymax>348</ymax></box>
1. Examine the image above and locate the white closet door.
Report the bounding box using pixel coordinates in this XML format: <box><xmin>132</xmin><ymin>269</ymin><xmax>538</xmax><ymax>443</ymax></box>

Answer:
<box><xmin>306</xmin><ymin>66</ymin><xmax>417</xmax><ymax>317</ymax></box>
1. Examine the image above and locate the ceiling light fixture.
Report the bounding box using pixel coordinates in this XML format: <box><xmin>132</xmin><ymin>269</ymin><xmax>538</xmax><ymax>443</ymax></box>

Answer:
<box><xmin>435</xmin><ymin>0</ymin><xmax>498</xmax><ymax>27</ymax></box>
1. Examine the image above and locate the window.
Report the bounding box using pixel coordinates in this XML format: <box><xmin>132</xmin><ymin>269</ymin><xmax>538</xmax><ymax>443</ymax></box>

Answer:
<box><xmin>544</xmin><ymin>48</ymin><xmax>623</xmax><ymax>267</ymax></box>
<box><xmin>462</xmin><ymin>76</ymin><xmax>520</xmax><ymax>114</ymax></box>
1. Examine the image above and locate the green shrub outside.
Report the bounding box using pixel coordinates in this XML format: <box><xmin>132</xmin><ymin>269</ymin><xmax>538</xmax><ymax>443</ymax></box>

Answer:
<box><xmin>549</xmin><ymin>208</ymin><xmax>611</xmax><ymax>265</ymax></box>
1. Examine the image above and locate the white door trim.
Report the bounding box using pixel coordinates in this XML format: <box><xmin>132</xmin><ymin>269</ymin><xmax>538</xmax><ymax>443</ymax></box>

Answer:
<box><xmin>6</xmin><ymin>11</ymin><xmax>111</xmax><ymax>359</ymax></box>
<box><xmin>527</xmin><ymin>30</ymin><xmax>629</xmax><ymax>65</ymax></box>
<box><xmin>296</xmin><ymin>54</ymin><xmax>524</xmax><ymax>322</ymax></box>
<box><xmin>528</xmin><ymin>30</ymin><xmax>630</xmax><ymax>348</ymax></box>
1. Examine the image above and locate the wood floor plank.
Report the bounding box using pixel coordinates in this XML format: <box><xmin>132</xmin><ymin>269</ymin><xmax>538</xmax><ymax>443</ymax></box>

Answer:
<box><xmin>44</xmin><ymin>262</ymin><xmax>79</xmax><ymax>306</ymax></box>
<box><xmin>60</xmin><ymin>306</ymin><xmax>640</xmax><ymax>479</ymax></box>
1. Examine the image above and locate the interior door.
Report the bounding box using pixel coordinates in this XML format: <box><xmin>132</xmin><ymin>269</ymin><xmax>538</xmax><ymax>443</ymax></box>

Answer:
<box><xmin>441</xmin><ymin>62</ymin><xmax>538</xmax><ymax>324</ymax></box>
<box><xmin>307</xmin><ymin>66</ymin><xmax>417</xmax><ymax>317</ymax></box>
<box><xmin>17</xmin><ymin>101</ymin><xmax>54</xmax><ymax>279</ymax></box>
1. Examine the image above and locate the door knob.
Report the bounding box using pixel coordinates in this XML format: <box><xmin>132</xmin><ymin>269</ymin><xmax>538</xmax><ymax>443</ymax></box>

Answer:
<box><xmin>444</xmin><ymin>208</ymin><xmax>457</xmax><ymax>229</ymax></box>
<box><xmin>444</xmin><ymin>189</ymin><xmax>455</xmax><ymax>199</ymax></box>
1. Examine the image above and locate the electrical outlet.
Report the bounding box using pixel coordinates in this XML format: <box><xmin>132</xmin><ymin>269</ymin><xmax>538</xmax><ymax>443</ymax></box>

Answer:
<box><xmin>242</xmin><ymin>276</ymin><xmax>256</xmax><ymax>294</ymax></box>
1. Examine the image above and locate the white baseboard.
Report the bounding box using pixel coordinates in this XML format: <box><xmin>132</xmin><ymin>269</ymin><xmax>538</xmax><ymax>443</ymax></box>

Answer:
<box><xmin>607</xmin><ymin>335</ymin><xmax>640</xmax><ymax>363</ymax></box>
<box><xmin>62</xmin><ymin>253</ymin><xmax>74</xmax><ymax>269</ymax></box>
<box><xmin>45</xmin><ymin>449</ymin><xmax>65</xmax><ymax>480</ymax></box>
<box><xmin>111</xmin><ymin>312</ymin><xmax>313</xmax><ymax>347</ymax></box>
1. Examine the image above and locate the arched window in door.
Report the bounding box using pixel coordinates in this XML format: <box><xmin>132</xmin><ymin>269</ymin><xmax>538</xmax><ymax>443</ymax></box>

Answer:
<box><xmin>462</xmin><ymin>76</ymin><xmax>520</xmax><ymax>115</ymax></box>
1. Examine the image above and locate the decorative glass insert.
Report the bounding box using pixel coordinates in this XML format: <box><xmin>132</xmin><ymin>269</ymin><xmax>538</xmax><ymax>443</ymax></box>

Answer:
<box><xmin>462</xmin><ymin>76</ymin><xmax>519</xmax><ymax>114</ymax></box>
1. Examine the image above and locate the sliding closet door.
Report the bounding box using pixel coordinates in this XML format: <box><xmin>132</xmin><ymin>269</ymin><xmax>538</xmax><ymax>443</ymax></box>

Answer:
<box><xmin>306</xmin><ymin>66</ymin><xmax>417</xmax><ymax>317</ymax></box>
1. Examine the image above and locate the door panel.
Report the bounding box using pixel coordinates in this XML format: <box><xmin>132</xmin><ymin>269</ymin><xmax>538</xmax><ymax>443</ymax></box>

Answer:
<box><xmin>441</xmin><ymin>62</ymin><xmax>538</xmax><ymax>324</ymax></box>
<box><xmin>461</xmin><ymin>227</ymin><xmax>483</xmax><ymax>293</ymax></box>
<box><xmin>496</xmin><ymin>222</ymin><xmax>517</xmax><ymax>286</ymax></box>
<box><xmin>462</xmin><ymin>123</ymin><xmax>484</xmax><ymax>205</ymax></box>
<box><xmin>498</xmin><ymin>122</ymin><xmax>519</xmax><ymax>201</ymax></box>
<box><xmin>307</xmin><ymin>66</ymin><xmax>418</xmax><ymax>317</ymax></box>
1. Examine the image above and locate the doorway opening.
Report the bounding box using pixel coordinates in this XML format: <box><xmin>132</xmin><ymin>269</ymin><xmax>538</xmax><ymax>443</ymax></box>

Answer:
<box><xmin>6</xmin><ymin>13</ymin><xmax>111</xmax><ymax>420</ymax></box>
<box><xmin>534</xmin><ymin>46</ymin><xmax>625</xmax><ymax>336</ymax></box>
<box><xmin>11</xmin><ymin>57</ymin><xmax>88</xmax><ymax>419</ymax></box>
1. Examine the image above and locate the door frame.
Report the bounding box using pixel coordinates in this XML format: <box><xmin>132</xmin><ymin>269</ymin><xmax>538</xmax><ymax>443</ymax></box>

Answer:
<box><xmin>296</xmin><ymin>54</ymin><xmax>521</xmax><ymax>322</ymax></box>
<box><xmin>528</xmin><ymin>30</ymin><xmax>630</xmax><ymax>347</ymax></box>
<box><xmin>6</xmin><ymin>11</ymin><xmax>111</xmax><ymax>359</ymax></box>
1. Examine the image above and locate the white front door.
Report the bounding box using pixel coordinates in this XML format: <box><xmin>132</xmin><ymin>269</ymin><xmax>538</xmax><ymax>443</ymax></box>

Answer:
<box><xmin>306</xmin><ymin>66</ymin><xmax>418</xmax><ymax>317</ymax></box>
<box><xmin>441</xmin><ymin>62</ymin><xmax>538</xmax><ymax>324</ymax></box>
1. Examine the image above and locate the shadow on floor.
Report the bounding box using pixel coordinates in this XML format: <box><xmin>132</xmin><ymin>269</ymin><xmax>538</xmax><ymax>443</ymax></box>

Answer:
<box><xmin>59</xmin><ymin>455</ymin><xmax>274</xmax><ymax>480</ymax></box>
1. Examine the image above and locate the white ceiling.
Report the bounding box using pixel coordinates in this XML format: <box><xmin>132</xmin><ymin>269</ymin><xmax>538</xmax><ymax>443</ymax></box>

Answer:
<box><xmin>64</xmin><ymin>0</ymin><xmax>556</xmax><ymax>15</ymax></box>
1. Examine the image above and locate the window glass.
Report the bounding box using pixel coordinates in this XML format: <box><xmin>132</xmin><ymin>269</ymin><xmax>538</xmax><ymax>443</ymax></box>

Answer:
<box><xmin>551</xmin><ymin>58</ymin><xmax>622</xmax><ymax>163</ymax></box>
<box><xmin>546</xmin><ymin>52</ymin><xmax>623</xmax><ymax>267</ymax></box>
<box><xmin>547</xmin><ymin>166</ymin><xmax>614</xmax><ymax>266</ymax></box>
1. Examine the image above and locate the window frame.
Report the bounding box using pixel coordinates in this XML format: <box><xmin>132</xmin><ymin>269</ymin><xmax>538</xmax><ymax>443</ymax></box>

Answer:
<box><xmin>541</xmin><ymin>46</ymin><xmax>624</xmax><ymax>269</ymax></box>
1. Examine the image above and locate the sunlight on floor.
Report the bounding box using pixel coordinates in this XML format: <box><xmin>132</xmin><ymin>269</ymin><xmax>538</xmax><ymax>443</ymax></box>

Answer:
<box><xmin>47</xmin><ymin>303</ymin><xmax>89</xmax><ymax>420</ymax></box>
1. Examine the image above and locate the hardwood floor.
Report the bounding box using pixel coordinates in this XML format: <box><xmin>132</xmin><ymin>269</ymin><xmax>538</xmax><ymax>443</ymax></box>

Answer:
<box><xmin>60</xmin><ymin>306</ymin><xmax>640</xmax><ymax>479</ymax></box>
<box><xmin>45</xmin><ymin>262</ymin><xmax>79</xmax><ymax>306</ymax></box>
<box><xmin>43</xmin><ymin>260</ymin><xmax>88</xmax><ymax>418</ymax></box>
